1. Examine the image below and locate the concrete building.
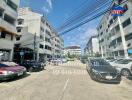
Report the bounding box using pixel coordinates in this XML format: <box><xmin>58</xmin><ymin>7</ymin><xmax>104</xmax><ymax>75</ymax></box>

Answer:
<box><xmin>97</xmin><ymin>0</ymin><xmax>132</xmax><ymax>58</ymax></box>
<box><xmin>14</xmin><ymin>7</ymin><xmax>64</xmax><ymax>62</ymax></box>
<box><xmin>64</xmin><ymin>46</ymin><xmax>81</xmax><ymax>56</ymax></box>
<box><xmin>0</xmin><ymin>0</ymin><xmax>20</xmax><ymax>61</ymax></box>
<box><xmin>84</xmin><ymin>35</ymin><xmax>99</xmax><ymax>56</ymax></box>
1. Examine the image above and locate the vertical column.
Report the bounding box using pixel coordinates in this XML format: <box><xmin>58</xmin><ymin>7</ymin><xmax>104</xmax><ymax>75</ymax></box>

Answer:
<box><xmin>118</xmin><ymin>16</ymin><xmax>128</xmax><ymax>58</ymax></box>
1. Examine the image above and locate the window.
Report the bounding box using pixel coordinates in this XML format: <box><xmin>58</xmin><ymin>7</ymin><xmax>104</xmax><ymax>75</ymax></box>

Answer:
<box><xmin>17</xmin><ymin>19</ymin><xmax>24</xmax><ymax>25</ymax></box>
<box><xmin>125</xmin><ymin>32</ymin><xmax>132</xmax><ymax>41</ymax></box>
<box><xmin>109</xmin><ymin>19</ymin><xmax>113</xmax><ymax>25</ymax></box>
<box><xmin>122</xmin><ymin>18</ymin><xmax>131</xmax><ymax>28</ymax></box>
<box><xmin>4</xmin><ymin>14</ymin><xmax>15</xmax><ymax>25</ymax></box>
<box><xmin>45</xmin><ymin>45</ymin><xmax>51</xmax><ymax>50</ymax></box>
<box><xmin>17</xmin><ymin>28</ymin><xmax>21</xmax><ymax>32</ymax></box>
<box><xmin>41</xmin><ymin>27</ymin><xmax>44</xmax><ymax>32</ymax></box>
<box><xmin>16</xmin><ymin>36</ymin><xmax>20</xmax><ymax>41</ymax></box>
<box><xmin>7</xmin><ymin>0</ymin><xmax>18</xmax><ymax>11</ymax></box>
<box><xmin>100</xmin><ymin>32</ymin><xmax>103</xmax><ymax>35</ymax></box>
<box><xmin>45</xmin><ymin>37</ymin><xmax>50</xmax><ymax>43</ymax></box>
<box><xmin>115</xmin><ymin>25</ymin><xmax>120</xmax><ymax>32</ymax></box>
<box><xmin>113</xmin><ymin>16</ymin><xmax>117</xmax><ymax>20</ymax></box>
<box><xmin>0</xmin><ymin>32</ymin><xmax>6</xmax><ymax>38</ymax></box>
<box><xmin>0</xmin><ymin>8</ymin><xmax>4</xmax><ymax>17</ymax></box>
<box><xmin>39</xmin><ymin>44</ymin><xmax>44</xmax><ymax>49</ymax></box>
<box><xmin>117</xmin><ymin>37</ymin><xmax>122</xmax><ymax>43</ymax></box>
<box><xmin>100</xmin><ymin>25</ymin><xmax>102</xmax><ymax>29</ymax></box>
<box><xmin>45</xmin><ymin>30</ymin><xmax>51</xmax><ymax>36</ymax></box>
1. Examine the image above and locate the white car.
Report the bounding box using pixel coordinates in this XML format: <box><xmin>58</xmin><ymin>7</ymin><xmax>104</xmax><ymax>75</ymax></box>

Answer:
<box><xmin>111</xmin><ymin>59</ymin><xmax>132</xmax><ymax>76</ymax></box>
<box><xmin>109</xmin><ymin>59</ymin><xmax>123</xmax><ymax>66</ymax></box>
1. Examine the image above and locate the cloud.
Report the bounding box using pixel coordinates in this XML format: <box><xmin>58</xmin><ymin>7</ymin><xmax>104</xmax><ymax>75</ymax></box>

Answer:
<box><xmin>42</xmin><ymin>0</ymin><xmax>53</xmax><ymax>13</ymax></box>
<box><xmin>47</xmin><ymin>0</ymin><xmax>52</xmax><ymax>9</ymax></box>
<box><xmin>63</xmin><ymin>21</ymin><xmax>98</xmax><ymax>50</ymax></box>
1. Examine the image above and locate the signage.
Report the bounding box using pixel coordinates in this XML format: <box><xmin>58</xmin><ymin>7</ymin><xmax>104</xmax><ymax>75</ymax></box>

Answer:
<box><xmin>111</xmin><ymin>6</ymin><xmax>125</xmax><ymax>16</ymax></box>
<box><xmin>128</xmin><ymin>49</ymin><xmax>132</xmax><ymax>54</ymax></box>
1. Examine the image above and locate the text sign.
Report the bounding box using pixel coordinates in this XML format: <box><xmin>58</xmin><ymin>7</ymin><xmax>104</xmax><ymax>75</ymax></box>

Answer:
<box><xmin>111</xmin><ymin>6</ymin><xmax>125</xmax><ymax>16</ymax></box>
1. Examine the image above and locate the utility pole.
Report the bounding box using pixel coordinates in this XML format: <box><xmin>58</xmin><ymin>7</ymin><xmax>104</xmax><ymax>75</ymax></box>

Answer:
<box><xmin>34</xmin><ymin>33</ymin><xmax>36</xmax><ymax>61</ymax></box>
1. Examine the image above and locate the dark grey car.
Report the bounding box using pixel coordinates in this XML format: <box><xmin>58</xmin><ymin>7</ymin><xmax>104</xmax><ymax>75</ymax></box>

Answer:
<box><xmin>87</xmin><ymin>58</ymin><xmax>121</xmax><ymax>83</ymax></box>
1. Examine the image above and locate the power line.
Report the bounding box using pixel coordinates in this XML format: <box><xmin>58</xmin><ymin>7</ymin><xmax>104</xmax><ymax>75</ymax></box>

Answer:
<box><xmin>58</xmin><ymin>0</ymin><xmax>112</xmax><ymax>33</ymax></box>
<box><xmin>58</xmin><ymin>0</ymin><xmax>111</xmax><ymax>31</ymax></box>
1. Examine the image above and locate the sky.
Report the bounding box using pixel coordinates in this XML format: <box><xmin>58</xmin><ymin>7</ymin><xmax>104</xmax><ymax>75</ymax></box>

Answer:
<box><xmin>20</xmin><ymin>0</ymin><xmax>101</xmax><ymax>51</ymax></box>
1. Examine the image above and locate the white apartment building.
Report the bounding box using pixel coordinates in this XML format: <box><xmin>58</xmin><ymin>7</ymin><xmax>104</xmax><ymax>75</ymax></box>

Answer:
<box><xmin>64</xmin><ymin>46</ymin><xmax>81</xmax><ymax>56</ymax></box>
<box><xmin>97</xmin><ymin>0</ymin><xmax>132</xmax><ymax>58</ymax></box>
<box><xmin>84</xmin><ymin>35</ymin><xmax>99</xmax><ymax>56</ymax></box>
<box><xmin>14</xmin><ymin>7</ymin><xmax>63</xmax><ymax>61</ymax></box>
<box><xmin>0</xmin><ymin>0</ymin><xmax>19</xmax><ymax>61</ymax></box>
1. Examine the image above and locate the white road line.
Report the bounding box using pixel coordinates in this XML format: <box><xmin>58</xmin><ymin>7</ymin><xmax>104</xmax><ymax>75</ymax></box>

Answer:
<box><xmin>63</xmin><ymin>79</ymin><xmax>69</xmax><ymax>92</ymax></box>
<box><xmin>59</xmin><ymin>78</ymin><xmax>69</xmax><ymax>100</ymax></box>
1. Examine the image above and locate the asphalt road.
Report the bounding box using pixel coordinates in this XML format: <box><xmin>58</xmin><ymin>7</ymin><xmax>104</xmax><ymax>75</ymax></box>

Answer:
<box><xmin>0</xmin><ymin>60</ymin><xmax>132</xmax><ymax>100</ymax></box>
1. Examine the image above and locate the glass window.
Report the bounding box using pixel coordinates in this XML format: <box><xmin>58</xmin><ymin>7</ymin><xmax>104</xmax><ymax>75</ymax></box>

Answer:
<box><xmin>122</xmin><ymin>18</ymin><xmax>131</xmax><ymax>28</ymax></box>
<box><xmin>7</xmin><ymin>0</ymin><xmax>18</xmax><ymax>11</ymax></box>
<box><xmin>125</xmin><ymin>33</ymin><xmax>132</xmax><ymax>41</ymax></box>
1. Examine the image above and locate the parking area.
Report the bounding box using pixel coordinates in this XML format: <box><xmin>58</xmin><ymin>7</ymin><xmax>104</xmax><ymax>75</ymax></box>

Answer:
<box><xmin>0</xmin><ymin>60</ymin><xmax>132</xmax><ymax>100</ymax></box>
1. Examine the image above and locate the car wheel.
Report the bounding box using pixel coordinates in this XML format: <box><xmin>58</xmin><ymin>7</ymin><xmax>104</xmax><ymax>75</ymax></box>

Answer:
<box><xmin>121</xmin><ymin>69</ymin><xmax>131</xmax><ymax>76</ymax></box>
<box><xmin>29</xmin><ymin>67</ymin><xmax>33</xmax><ymax>72</ymax></box>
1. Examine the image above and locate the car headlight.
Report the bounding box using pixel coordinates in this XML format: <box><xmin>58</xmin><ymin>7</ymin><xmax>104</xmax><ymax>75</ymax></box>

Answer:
<box><xmin>92</xmin><ymin>69</ymin><xmax>99</xmax><ymax>74</ymax></box>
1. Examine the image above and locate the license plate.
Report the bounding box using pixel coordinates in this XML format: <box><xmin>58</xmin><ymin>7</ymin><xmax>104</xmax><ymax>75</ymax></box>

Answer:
<box><xmin>106</xmin><ymin>76</ymin><xmax>113</xmax><ymax>79</ymax></box>
<box><xmin>18</xmin><ymin>72</ymin><xmax>23</xmax><ymax>76</ymax></box>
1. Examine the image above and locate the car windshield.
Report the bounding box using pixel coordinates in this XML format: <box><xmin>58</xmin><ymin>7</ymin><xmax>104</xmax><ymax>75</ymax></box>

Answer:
<box><xmin>0</xmin><ymin>63</ymin><xmax>9</xmax><ymax>67</ymax></box>
<box><xmin>2</xmin><ymin>62</ymin><xmax>18</xmax><ymax>66</ymax></box>
<box><xmin>91</xmin><ymin>59</ymin><xmax>110</xmax><ymax>67</ymax></box>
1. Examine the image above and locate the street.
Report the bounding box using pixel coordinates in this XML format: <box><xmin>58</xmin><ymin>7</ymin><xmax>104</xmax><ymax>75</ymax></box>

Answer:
<box><xmin>0</xmin><ymin>60</ymin><xmax>132</xmax><ymax>100</ymax></box>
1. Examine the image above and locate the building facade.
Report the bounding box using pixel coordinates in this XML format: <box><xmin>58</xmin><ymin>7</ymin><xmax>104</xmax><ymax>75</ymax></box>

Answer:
<box><xmin>97</xmin><ymin>0</ymin><xmax>132</xmax><ymax>58</ymax></box>
<box><xmin>14</xmin><ymin>7</ymin><xmax>64</xmax><ymax>62</ymax></box>
<box><xmin>84</xmin><ymin>35</ymin><xmax>99</xmax><ymax>56</ymax></box>
<box><xmin>0</xmin><ymin>0</ymin><xmax>19</xmax><ymax>61</ymax></box>
<box><xmin>64</xmin><ymin>46</ymin><xmax>81</xmax><ymax>56</ymax></box>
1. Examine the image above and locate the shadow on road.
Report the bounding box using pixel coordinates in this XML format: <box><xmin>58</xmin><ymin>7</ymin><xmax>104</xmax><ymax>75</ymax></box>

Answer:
<box><xmin>127</xmin><ymin>76</ymin><xmax>132</xmax><ymax>80</ymax></box>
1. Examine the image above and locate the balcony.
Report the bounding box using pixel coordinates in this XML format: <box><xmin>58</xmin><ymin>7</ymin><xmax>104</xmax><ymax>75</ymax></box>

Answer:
<box><xmin>0</xmin><ymin>38</ymin><xmax>14</xmax><ymax>49</ymax></box>
<box><xmin>5</xmin><ymin>4</ymin><xmax>18</xmax><ymax>19</ymax></box>
<box><xmin>0</xmin><ymin>18</ymin><xmax>17</xmax><ymax>34</ymax></box>
<box><xmin>44</xmin><ymin>49</ymin><xmax>52</xmax><ymax>55</ymax></box>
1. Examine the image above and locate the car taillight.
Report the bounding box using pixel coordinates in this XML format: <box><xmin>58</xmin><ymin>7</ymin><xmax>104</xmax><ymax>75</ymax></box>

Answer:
<box><xmin>0</xmin><ymin>70</ymin><xmax>5</xmax><ymax>75</ymax></box>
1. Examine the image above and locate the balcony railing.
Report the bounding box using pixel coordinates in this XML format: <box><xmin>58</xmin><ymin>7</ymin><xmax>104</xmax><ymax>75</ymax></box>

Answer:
<box><xmin>0</xmin><ymin>18</ymin><xmax>17</xmax><ymax>34</ymax></box>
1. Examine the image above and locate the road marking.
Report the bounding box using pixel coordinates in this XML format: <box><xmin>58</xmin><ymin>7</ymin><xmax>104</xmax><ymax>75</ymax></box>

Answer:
<box><xmin>63</xmin><ymin>79</ymin><xmax>69</xmax><ymax>92</ymax></box>
<box><xmin>59</xmin><ymin>78</ymin><xmax>69</xmax><ymax>100</ymax></box>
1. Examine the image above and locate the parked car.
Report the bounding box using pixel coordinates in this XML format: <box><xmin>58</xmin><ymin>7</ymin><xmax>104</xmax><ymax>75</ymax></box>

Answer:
<box><xmin>111</xmin><ymin>59</ymin><xmax>132</xmax><ymax>76</ymax></box>
<box><xmin>108</xmin><ymin>59</ymin><xmax>124</xmax><ymax>66</ymax></box>
<box><xmin>81</xmin><ymin>58</ymin><xmax>87</xmax><ymax>64</ymax></box>
<box><xmin>87</xmin><ymin>58</ymin><xmax>121</xmax><ymax>83</ymax></box>
<box><xmin>61</xmin><ymin>58</ymin><xmax>68</xmax><ymax>63</ymax></box>
<box><xmin>0</xmin><ymin>62</ymin><xmax>26</xmax><ymax>81</ymax></box>
<box><xmin>20</xmin><ymin>60</ymin><xmax>44</xmax><ymax>72</ymax></box>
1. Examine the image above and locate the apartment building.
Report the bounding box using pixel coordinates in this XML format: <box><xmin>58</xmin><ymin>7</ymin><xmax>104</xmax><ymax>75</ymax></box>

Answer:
<box><xmin>14</xmin><ymin>7</ymin><xmax>64</xmax><ymax>62</ymax></box>
<box><xmin>0</xmin><ymin>0</ymin><xmax>19</xmax><ymax>61</ymax></box>
<box><xmin>97</xmin><ymin>0</ymin><xmax>132</xmax><ymax>58</ymax></box>
<box><xmin>84</xmin><ymin>35</ymin><xmax>99</xmax><ymax>56</ymax></box>
<box><xmin>64</xmin><ymin>46</ymin><xmax>81</xmax><ymax>56</ymax></box>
